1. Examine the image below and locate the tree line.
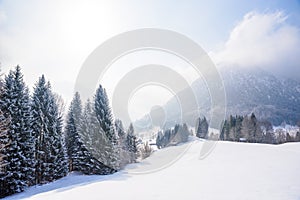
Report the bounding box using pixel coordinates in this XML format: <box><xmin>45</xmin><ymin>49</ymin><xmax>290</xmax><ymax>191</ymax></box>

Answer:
<box><xmin>220</xmin><ymin>113</ymin><xmax>300</xmax><ymax>144</ymax></box>
<box><xmin>0</xmin><ymin>66</ymin><xmax>140</xmax><ymax>198</ymax></box>
<box><xmin>156</xmin><ymin>114</ymin><xmax>300</xmax><ymax>149</ymax></box>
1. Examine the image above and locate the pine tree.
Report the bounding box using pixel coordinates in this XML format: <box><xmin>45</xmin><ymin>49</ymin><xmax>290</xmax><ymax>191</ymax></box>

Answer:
<box><xmin>234</xmin><ymin>115</ymin><xmax>243</xmax><ymax>141</ymax></box>
<box><xmin>79</xmin><ymin>99</ymin><xmax>117</xmax><ymax>174</ymax></box>
<box><xmin>65</xmin><ymin>92</ymin><xmax>87</xmax><ymax>172</ymax></box>
<box><xmin>261</xmin><ymin>120</ymin><xmax>275</xmax><ymax>144</ymax></box>
<box><xmin>0</xmin><ymin>66</ymin><xmax>35</xmax><ymax>196</ymax></box>
<box><xmin>94</xmin><ymin>85</ymin><xmax>117</xmax><ymax>143</ymax></box>
<box><xmin>295</xmin><ymin>132</ymin><xmax>300</xmax><ymax>142</ymax></box>
<box><xmin>115</xmin><ymin>119</ymin><xmax>129</xmax><ymax>167</ymax></box>
<box><xmin>196</xmin><ymin>117</ymin><xmax>209</xmax><ymax>139</ymax></box>
<box><xmin>156</xmin><ymin>130</ymin><xmax>164</xmax><ymax>149</ymax></box>
<box><xmin>286</xmin><ymin>132</ymin><xmax>294</xmax><ymax>142</ymax></box>
<box><xmin>0</xmin><ymin>110</ymin><xmax>10</xmax><ymax>198</ymax></box>
<box><xmin>115</xmin><ymin>119</ymin><xmax>126</xmax><ymax>144</ymax></box>
<box><xmin>219</xmin><ymin>120</ymin><xmax>226</xmax><ymax>140</ymax></box>
<box><xmin>224</xmin><ymin>120</ymin><xmax>230</xmax><ymax>141</ymax></box>
<box><xmin>171</xmin><ymin>123</ymin><xmax>189</xmax><ymax>144</ymax></box>
<box><xmin>31</xmin><ymin>75</ymin><xmax>68</xmax><ymax>184</ymax></box>
<box><xmin>125</xmin><ymin>123</ymin><xmax>137</xmax><ymax>163</ymax></box>
<box><xmin>94</xmin><ymin>84</ymin><xmax>120</xmax><ymax>171</ymax></box>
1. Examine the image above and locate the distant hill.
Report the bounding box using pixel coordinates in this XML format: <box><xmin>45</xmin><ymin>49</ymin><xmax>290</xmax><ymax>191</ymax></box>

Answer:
<box><xmin>135</xmin><ymin>66</ymin><xmax>300</xmax><ymax>130</ymax></box>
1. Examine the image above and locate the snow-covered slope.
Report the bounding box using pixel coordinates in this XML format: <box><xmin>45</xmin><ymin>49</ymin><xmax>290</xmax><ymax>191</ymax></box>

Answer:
<box><xmin>5</xmin><ymin>139</ymin><xmax>300</xmax><ymax>200</ymax></box>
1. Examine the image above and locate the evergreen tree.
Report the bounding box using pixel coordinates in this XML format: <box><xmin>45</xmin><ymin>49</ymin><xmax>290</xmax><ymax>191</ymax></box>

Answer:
<box><xmin>156</xmin><ymin>124</ymin><xmax>190</xmax><ymax>148</ymax></box>
<box><xmin>173</xmin><ymin>123</ymin><xmax>190</xmax><ymax>144</ymax></box>
<box><xmin>0</xmin><ymin>110</ymin><xmax>10</xmax><ymax>198</ymax></box>
<box><xmin>241</xmin><ymin>116</ymin><xmax>251</xmax><ymax>142</ymax></box>
<box><xmin>115</xmin><ymin>119</ymin><xmax>126</xmax><ymax>144</ymax></box>
<box><xmin>286</xmin><ymin>132</ymin><xmax>294</xmax><ymax>142</ymax></box>
<box><xmin>224</xmin><ymin>120</ymin><xmax>230</xmax><ymax>141</ymax></box>
<box><xmin>196</xmin><ymin>117</ymin><xmax>209</xmax><ymax>139</ymax></box>
<box><xmin>115</xmin><ymin>119</ymin><xmax>129</xmax><ymax>167</ymax></box>
<box><xmin>65</xmin><ymin>92</ymin><xmax>90</xmax><ymax>172</ymax></box>
<box><xmin>94</xmin><ymin>85</ymin><xmax>117</xmax><ymax>143</ymax></box>
<box><xmin>156</xmin><ymin>130</ymin><xmax>164</xmax><ymax>149</ymax></box>
<box><xmin>79</xmin><ymin>100</ymin><xmax>105</xmax><ymax>174</ymax></box>
<box><xmin>261</xmin><ymin>120</ymin><xmax>275</xmax><ymax>144</ymax></box>
<box><xmin>94</xmin><ymin>84</ymin><xmax>120</xmax><ymax>171</ymax></box>
<box><xmin>0</xmin><ymin>66</ymin><xmax>35</xmax><ymax>196</ymax></box>
<box><xmin>219</xmin><ymin>120</ymin><xmax>226</xmax><ymax>140</ymax></box>
<box><xmin>295</xmin><ymin>132</ymin><xmax>300</xmax><ymax>142</ymax></box>
<box><xmin>234</xmin><ymin>115</ymin><xmax>243</xmax><ymax>141</ymax></box>
<box><xmin>80</xmin><ymin>99</ymin><xmax>117</xmax><ymax>174</ymax></box>
<box><xmin>125</xmin><ymin>123</ymin><xmax>137</xmax><ymax>163</ymax></box>
<box><xmin>31</xmin><ymin>75</ymin><xmax>68</xmax><ymax>184</ymax></box>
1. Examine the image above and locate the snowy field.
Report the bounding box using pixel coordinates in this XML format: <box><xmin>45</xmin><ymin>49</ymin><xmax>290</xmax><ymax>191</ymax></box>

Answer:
<box><xmin>5</xmin><ymin>138</ymin><xmax>300</xmax><ymax>200</ymax></box>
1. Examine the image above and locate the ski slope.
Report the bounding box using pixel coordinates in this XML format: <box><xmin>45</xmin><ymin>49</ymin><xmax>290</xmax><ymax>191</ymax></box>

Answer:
<box><xmin>5</xmin><ymin>138</ymin><xmax>300</xmax><ymax>200</ymax></box>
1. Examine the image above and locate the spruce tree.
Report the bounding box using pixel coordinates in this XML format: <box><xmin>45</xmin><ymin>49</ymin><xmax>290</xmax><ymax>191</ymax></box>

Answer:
<box><xmin>115</xmin><ymin>119</ymin><xmax>126</xmax><ymax>144</ymax></box>
<box><xmin>79</xmin><ymin>99</ymin><xmax>117</xmax><ymax>174</ymax></box>
<box><xmin>65</xmin><ymin>92</ymin><xmax>84</xmax><ymax>171</ymax></box>
<box><xmin>0</xmin><ymin>66</ymin><xmax>35</xmax><ymax>196</ymax></box>
<box><xmin>94</xmin><ymin>85</ymin><xmax>117</xmax><ymax>143</ymax></box>
<box><xmin>94</xmin><ymin>84</ymin><xmax>120</xmax><ymax>171</ymax></box>
<box><xmin>125</xmin><ymin>123</ymin><xmax>137</xmax><ymax>163</ymax></box>
<box><xmin>31</xmin><ymin>75</ymin><xmax>68</xmax><ymax>184</ymax></box>
<box><xmin>196</xmin><ymin>117</ymin><xmax>209</xmax><ymax>139</ymax></box>
<box><xmin>295</xmin><ymin>132</ymin><xmax>300</xmax><ymax>142</ymax></box>
<box><xmin>0</xmin><ymin>110</ymin><xmax>10</xmax><ymax>198</ymax></box>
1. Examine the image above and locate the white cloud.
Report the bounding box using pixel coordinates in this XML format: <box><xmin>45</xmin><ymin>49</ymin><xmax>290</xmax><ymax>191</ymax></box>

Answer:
<box><xmin>211</xmin><ymin>11</ymin><xmax>300</xmax><ymax>80</ymax></box>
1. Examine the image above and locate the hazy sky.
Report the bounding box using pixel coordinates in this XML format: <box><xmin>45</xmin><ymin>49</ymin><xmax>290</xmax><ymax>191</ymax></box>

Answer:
<box><xmin>0</xmin><ymin>0</ymin><xmax>300</xmax><ymax>120</ymax></box>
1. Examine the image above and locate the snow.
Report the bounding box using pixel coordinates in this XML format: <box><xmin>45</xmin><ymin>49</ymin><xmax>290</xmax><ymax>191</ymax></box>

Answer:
<box><xmin>5</xmin><ymin>138</ymin><xmax>300</xmax><ymax>200</ymax></box>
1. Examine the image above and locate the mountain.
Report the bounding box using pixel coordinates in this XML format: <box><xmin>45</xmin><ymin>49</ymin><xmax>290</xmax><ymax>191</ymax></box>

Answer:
<box><xmin>135</xmin><ymin>66</ymin><xmax>300</xmax><ymax>130</ymax></box>
<box><xmin>216</xmin><ymin>66</ymin><xmax>300</xmax><ymax>125</ymax></box>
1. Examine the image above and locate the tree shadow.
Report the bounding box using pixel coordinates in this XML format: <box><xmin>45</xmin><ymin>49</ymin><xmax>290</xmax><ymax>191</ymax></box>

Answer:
<box><xmin>4</xmin><ymin>171</ymin><xmax>131</xmax><ymax>200</ymax></box>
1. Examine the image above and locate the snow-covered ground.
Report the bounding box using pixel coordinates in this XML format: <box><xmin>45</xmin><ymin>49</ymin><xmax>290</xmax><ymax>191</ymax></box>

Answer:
<box><xmin>5</xmin><ymin>138</ymin><xmax>300</xmax><ymax>200</ymax></box>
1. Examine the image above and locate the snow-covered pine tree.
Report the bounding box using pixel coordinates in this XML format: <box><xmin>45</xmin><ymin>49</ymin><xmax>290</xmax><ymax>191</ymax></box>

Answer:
<box><xmin>79</xmin><ymin>99</ymin><xmax>116</xmax><ymax>174</ymax></box>
<box><xmin>0</xmin><ymin>110</ymin><xmax>10</xmax><ymax>198</ymax></box>
<box><xmin>246</xmin><ymin>113</ymin><xmax>263</xmax><ymax>143</ymax></box>
<box><xmin>234</xmin><ymin>115</ymin><xmax>243</xmax><ymax>141</ymax></box>
<box><xmin>196</xmin><ymin>117</ymin><xmax>209</xmax><ymax>139</ymax></box>
<box><xmin>94</xmin><ymin>84</ymin><xmax>120</xmax><ymax>171</ymax></box>
<box><xmin>79</xmin><ymin>99</ymin><xmax>94</xmax><ymax>155</ymax></box>
<box><xmin>173</xmin><ymin>123</ymin><xmax>189</xmax><ymax>144</ymax></box>
<box><xmin>31</xmin><ymin>75</ymin><xmax>68</xmax><ymax>184</ymax></box>
<box><xmin>125</xmin><ymin>123</ymin><xmax>137</xmax><ymax>163</ymax></box>
<box><xmin>115</xmin><ymin>119</ymin><xmax>126</xmax><ymax>145</ymax></box>
<box><xmin>65</xmin><ymin>92</ymin><xmax>84</xmax><ymax>171</ymax></box>
<box><xmin>94</xmin><ymin>85</ymin><xmax>117</xmax><ymax>143</ymax></box>
<box><xmin>0</xmin><ymin>66</ymin><xmax>35</xmax><ymax>196</ymax></box>
<box><xmin>115</xmin><ymin>119</ymin><xmax>129</xmax><ymax>167</ymax></box>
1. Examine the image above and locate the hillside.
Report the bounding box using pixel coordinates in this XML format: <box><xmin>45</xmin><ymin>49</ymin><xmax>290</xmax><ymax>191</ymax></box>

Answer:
<box><xmin>136</xmin><ymin>66</ymin><xmax>300</xmax><ymax>130</ymax></box>
<box><xmin>5</xmin><ymin>138</ymin><xmax>300</xmax><ymax>200</ymax></box>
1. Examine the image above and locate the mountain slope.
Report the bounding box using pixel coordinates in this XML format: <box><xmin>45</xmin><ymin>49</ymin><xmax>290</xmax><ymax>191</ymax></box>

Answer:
<box><xmin>217</xmin><ymin>67</ymin><xmax>300</xmax><ymax>125</ymax></box>
<box><xmin>5</xmin><ymin>139</ymin><xmax>300</xmax><ymax>200</ymax></box>
<box><xmin>136</xmin><ymin>66</ymin><xmax>300</xmax><ymax>129</ymax></box>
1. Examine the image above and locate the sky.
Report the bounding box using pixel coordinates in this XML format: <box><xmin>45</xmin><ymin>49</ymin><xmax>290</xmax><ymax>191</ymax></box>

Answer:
<box><xmin>0</xmin><ymin>0</ymin><xmax>300</xmax><ymax>121</ymax></box>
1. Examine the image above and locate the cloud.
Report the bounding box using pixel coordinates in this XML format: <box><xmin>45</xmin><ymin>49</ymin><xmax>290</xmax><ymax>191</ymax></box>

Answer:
<box><xmin>211</xmin><ymin>11</ymin><xmax>300</xmax><ymax>80</ymax></box>
<box><xmin>0</xmin><ymin>10</ymin><xmax>6</xmax><ymax>24</ymax></box>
